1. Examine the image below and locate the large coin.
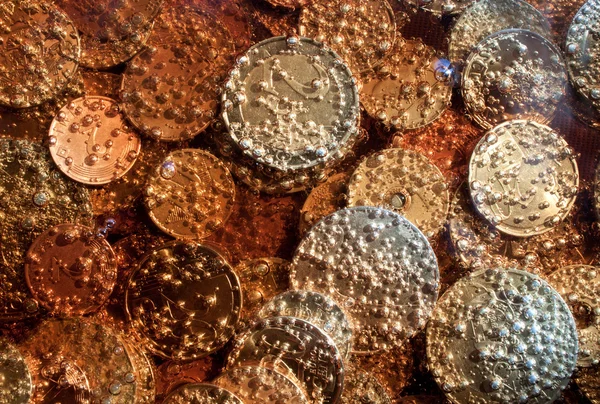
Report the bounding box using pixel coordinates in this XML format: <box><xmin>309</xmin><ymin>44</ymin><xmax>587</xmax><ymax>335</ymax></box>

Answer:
<box><xmin>468</xmin><ymin>120</ymin><xmax>579</xmax><ymax>237</ymax></box>
<box><xmin>0</xmin><ymin>339</ymin><xmax>31</xmax><ymax>404</ymax></box>
<box><xmin>290</xmin><ymin>206</ymin><xmax>439</xmax><ymax>353</ymax></box>
<box><xmin>427</xmin><ymin>268</ymin><xmax>578</xmax><ymax>404</ymax></box>
<box><xmin>163</xmin><ymin>383</ymin><xmax>242</xmax><ymax>404</ymax></box>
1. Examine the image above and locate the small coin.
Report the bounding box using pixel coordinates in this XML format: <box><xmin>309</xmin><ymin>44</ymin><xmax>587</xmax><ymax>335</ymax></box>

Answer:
<box><xmin>462</xmin><ymin>29</ymin><xmax>567</xmax><ymax>130</ymax></box>
<box><xmin>226</xmin><ymin>316</ymin><xmax>344</xmax><ymax>404</ymax></box>
<box><xmin>427</xmin><ymin>268</ymin><xmax>578</xmax><ymax>404</ymax></box>
<box><xmin>468</xmin><ymin>120</ymin><xmax>579</xmax><ymax>237</ymax></box>
<box><xmin>407</xmin><ymin>0</ymin><xmax>475</xmax><ymax>15</ymax></box>
<box><xmin>163</xmin><ymin>383</ymin><xmax>242</xmax><ymax>404</ymax></box>
<box><xmin>340</xmin><ymin>368</ymin><xmax>391</xmax><ymax>404</ymax></box>
<box><xmin>155</xmin><ymin>357</ymin><xmax>217</xmax><ymax>401</ymax></box>
<box><xmin>144</xmin><ymin>149</ymin><xmax>235</xmax><ymax>240</ymax></box>
<box><xmin>214</xmin><ymin>366</ymin><xmax>309</xmax><ymax>404</ymax></box>
<box><xmin>0</xmin><ymin>339</ymin><xmax>31</xmax><ymax>404</ymax></box>
<box><xmin>125</xmin><ymin>241</ymin><xmax>242</xmax><ymax>360</ymax></box>
<box><xmin>299</xmin><ymin>172</ymin><xmax>349</xmax><ymax>236</ymax></box>
<box><xmin>347</xmin><ymin>148</ymin><xmax>449</xmax><ymax>238</ymax></box>
<box><xmin>290</xmin><ymin>206</ymin><xmax>439</xmax><ymax>353</ymax></box>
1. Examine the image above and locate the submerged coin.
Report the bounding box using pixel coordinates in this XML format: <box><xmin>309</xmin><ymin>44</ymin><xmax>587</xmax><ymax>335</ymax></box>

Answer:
<box><xmin>340</xmin><ymin>368</ymin><xmax>391</xmax><ymax>404</ymax></box>
<box><xmin>576</xmin><ymin>365</ymin><xmax>600</xmax><ymax>404</ymax></box>
<box><xmin>427</xmin><ymin>268</ymin><xmax>578</xmax><ymax>404</ymax></box>
<box><xmin>0</xmin><ymin>339</ymin><xmax>31</xmax><ymax>404</ymax></box>
<box><xmin>299</xmin><ymin>172</ymin><xmax>348</xmax><ymax>236</ymax></box>
<box><xmin>155</xmin><ymin>357</ymin><xmax>217</xmax><ymax>401</ymax></box>
<box><xmin>163</xmin><ymin>383</ymin><xmax>242</xmax><ymax>404</ymax></box>
<box><xmin>407</xmin><ymin>0</ymin><xmax>474</xmax><ymax>15</ymax></box>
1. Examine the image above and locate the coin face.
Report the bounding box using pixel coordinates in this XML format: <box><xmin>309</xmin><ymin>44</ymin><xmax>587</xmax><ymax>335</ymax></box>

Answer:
<box><xmin>427</xmin><ymin>268</ymin><xmax>578</xmax><ymax>404</ymax></box>
<box><xmin>462</xmin><ymin>29</ymin><xmax>567</xmax><ymax>130</ymax></box>
<box><xmin>468</xmin><ymin>120</ymin><xmax>579</xmax><ymax>237</ymax></box>
<box><xmin>163</xmin><ymin>383</ymin><xmax>242</xmax><ymax>404</ymax></box>
<box><xmin>347</xmin><ymin>148</ymin><xmax>449</xmax><ymax>238</ymax></box>
<box><xmin>290</xmin><ymin>206</ymin><xmax>439</xmax><ymax>353</ymax></box>
<box><xmin>360</xmin><ymin>39</ymin><xmax>452</xmax><ymax>131</ymax></box>
<box><xmin>340</xmin><ymin>368</ymin><xmax>391</xmax><ymax>404</ymax></box>
<box><xmin>125</xmin><ymin>241</ymin><xmax>242</xmax><ymax>360</ymax></box>
<box><xmin>299</xmin><ymin>172</ymin><xmax>349</xmax><ymax>236</ymax></box>
<box><xmin>407</xmin><ymin>0</ymin><xmax>475</xmax><ymax>15</ymax></box>
<box><xmin>214</xmin><ymin>366</ymin><xmax>308</xmax><ymax>404</ymax></box>
<box><xmin>221</xmin><ymin>35</ymin><xmax>360</xmax><ymax>173</ymax></box>
<box><xmin>144</xmin><ymin>149</ymin><xmax>235</xmax><ymax>240</ymax></box>
<box><xmin>0</xmin><ymin>339</ymin><xmax>31</xmax><ymax>404</ymax></box>
<box><xmin>48</xmin><ymin>96</ymin><xmax>141</xmax><ymax>185</ymax></box>
<box><xmin>0</xmin><ymin>1</ymin><xmax>80</xmax><ymax>108</ymax></box>
<box><xmin>227</xmin><ymin>316</ymin><xmax>344</xmax><ymax>404</ymax></box>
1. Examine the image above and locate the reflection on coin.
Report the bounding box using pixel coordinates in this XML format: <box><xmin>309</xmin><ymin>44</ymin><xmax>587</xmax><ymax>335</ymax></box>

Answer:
<box><xmin>347</xmin><ymin>148</ymin><xmax>449</xmax><ymax>238</ymax></box>
<box><xmin>299</xmin><ymin>172</ymin><xmax>349</xmax><ymax>235</ymax></box>
<box><xmin>361</xmin><ymin>39</ymin><xmax>452</xmax><ymax>131</ymax></box>
<box><xmin>340</xmin><ymin>368</ymin><xmax>391</xmax><ymax>404</ymax></box>
<box><xmin>462</xmin><ymin>29</ymin><xmax>567</xmax><ymax>130</ymax></box>
<box><xmin>155</xmin><ymin>357</ymin><xmax>217</xmax><ymax>401</ymax></box>
<box><xmin>468</xmin><ymin>120</ymin><xmax>579</xmax><ymax>237</ymax></box>
<box><xmin>291</xmin><ymin>206</ymin><xmax>439</xmax><ymax>353</ymax></box>
<box><xmin>144</xmin><ymin>149</ymin><xmax>235</xmax><ymax>240</ymax></box>
<box><xmin>163</xmin><ymin>383</ymin><xmax>242</xmax><ymax>404</ymax></box>
<box><xmin>407</xmin><ymin>0</ymin><xmax>474</xmax><ymax>15</ymax></box>
<box><xmin>0</xmin><ymin>1</ymin><xmax>80</xmax><ymax>108</ymax></box>
<box><xmin>427</xmin><ymin>268</ymin><xmax>578</xmax><ymax>404</ymax></box>
<box><xmin>547</xmin><ymin>265</ymin><xmax>600</xmax><ymax>367</ymax></box>
<box><xmin>214</xmin><ymin>366</ymin><xmax>308</xmax><ymax>404</ymax></box>
<box><xmin>125</xmin><ymin>241</ymin><xmax>242</xmax><ymax>360</ymax></box>
<box><xmin>227</xmin><ymin>316</ymin><xmax>344</xmax><ymax>404</ymax></box>
<box><xmin>124</xmin><ymin>341</ymin><xmax>156</xmax><ymax>404</ymax></box>
<box><xmin>0</xmin><ymin>339</ymin><xmax>31</xmax><ymax>404</ymax></box>
<box><xmin>48</xmin><ymin>96</ymin><xmax>141</xmax><ymax>185</ymax></box>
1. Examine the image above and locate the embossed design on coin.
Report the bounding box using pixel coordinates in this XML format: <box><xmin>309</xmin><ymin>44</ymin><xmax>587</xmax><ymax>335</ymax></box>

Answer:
<box><xmin>163</xmin><ymin>383</ymin><xmax>242</xmax><ymax>404</ymax></box>
<box><xmin>290</xmin><ymin>206</ymin><xmax>439</xmax><ymax>353</ymax></box>
<box><xmin>468</xmin><ymin>120</ymin><xmax>579</xmax><ymax>237</ymax></box>
<box><xmin>427</xmin><ymin>268</ymin><xmax>578</xmax><ymax>404</ymax></box>
<box><xmin>462</xmin><ymin>29</ymin><xmax>567</xmax><ymax>130</ymax></box>
<box><xmin>144</xmin><ymin>149</ymin><xmax>235</xmax><ymax>240</ymax></box>
<box><xmin>48</xmin><ymin>96</ymin><xmax>141</xmax><ymax>185</ymax></box>
<box><xmin>125</xmin><ymin>241</ymin><xmax>242</xmax><ymax>360</ymax></box>
<box><xmin>0</xmin><ymin>339</ymin><xmax>31</xmax><ymax>404</ymax></box>
<box><xmin>299</xmin><ymin>172</ymin><xmax>349</xmax><ymax>236</ymax></box>
<box><xmin>340</xmin><ymin>368</ymin><xmax>391</xmax><ymax>404</ymax></box>
<box><xmin>0</xmin><ymin>0</ymin><xmax>80</xmax><ymax>108</ymax></box>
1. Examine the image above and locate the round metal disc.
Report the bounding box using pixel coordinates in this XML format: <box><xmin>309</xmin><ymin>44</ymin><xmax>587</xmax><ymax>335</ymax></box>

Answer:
<box><xmin>163</xmin><ymin>383</ymin><xmax>242</xmax><ymax>404</ymax></box>
<box><xmin>0</xmin><ymin>339</ymin><xmax>31</xmax><ymax>404</ymax></box>
<box><xmin>299</xmin><ymin>172</ymin><xmax>349</xmax><ymax>236</ymax></box>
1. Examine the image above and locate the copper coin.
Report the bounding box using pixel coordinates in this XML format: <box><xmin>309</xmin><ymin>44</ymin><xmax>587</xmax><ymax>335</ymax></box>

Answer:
<box><xmin>155</xmin><ymin>357</ymin><xmax>218</xmax><ymax>401</ymax></box>
<box><xmin>0</xmin><ymin>339</ymin><xmax>31</xmax><ymax>404</ymax></box>
<box><xmin>48</xmin><ymin>96</ymin><xmax>141</xmax><ymax>185</ymax></box>
<box><xmin>144</xmin><ymin>148</ymin><xmax>235</xmax><ymax>239</ymax></box>
<box><xmin>299</xmin><ymin>172</ymin><xmax>349</xmax><ymax>236</ymax></box>
<box><xmin>163</xmin><ymin>383</ymin><xmax>242</xmax><ymax>404</ymax></box>
<box><xmin>81</xmin><ymin>71</ymin><xmax>122</xmax><ymax>99</ymax></box>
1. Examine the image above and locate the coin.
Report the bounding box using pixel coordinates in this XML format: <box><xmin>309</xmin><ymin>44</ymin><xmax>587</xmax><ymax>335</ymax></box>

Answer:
<box><xmin>347</xmin><ymin>148</ymin><xmax>449</xmax><ymax>238</ymax></box>
<box><xmin>124</xmin><ymin>341</ymin><xmax>156</xmax><ymax>404</ymax></box>
<box><xmin>214</xmin><ymin>366</ymin><xmax>308</xmax><ymax>404</ymax></box>
<box><xmin>360</xmin><ymin>39</ymin><xmax>452</xmax><ymax>131</ymax></box>
<box><xmin>0</xmin><ymin>339</ymin><xmax>31</xmax><ymax>404</ymax></box>
<box><xmin>259</xmin><ymin>290</ymin><xmax>353</xmax><ymax>358</ymax></box>
<box><xmin>299</xmin><ymin>172</ymin><xmax>349</xmax><ymax>236</ymax></box>
<box><xmin>462</xmin><ymin>29</ymin><xmax>567</xmax><ymax>130</ymax></box>
<box><xmin>48</xmin><ymin>96</ymin><xmax>141</xmax><ymax>185</ymax></box>
<box><xmin>407</xmin><ymin>0</ymin><xmax>474</xmax><ymax>15</ymax></box>
<box><xmin>163</xmin><ymin>383</ymin><xmax>242</xmax><ymax>404</ymax></box>
<box><xmin>340</xmin><ymin>368</ymin><xmax>391</xmax><ymax>404</ymax></box>
<box><xmin>226</xmin><ymin>316</ymin><xmax>344</xmax><ymax>404</ymax></box>
<box><xmin>155</xmin><ymin>357</ymin><xmax>218</xmax><ymax>401</ymax></box>
<box><xmin>125</xmin><ymin>241</ymin><xmax>242</xmax><ymax>360</ymax></box>
<box><xmin>0</xmin><ymin>0</ymin><xmax>80</xmax><ymax>108</ymax></box>
<box><xmin>427</xmin><ymin>268</ymin><xmax>578</xmax><ymax>404</ymax></box>
<box><xmin>468</xmin><ymin>120</ymin><xmax>579</xmax><ymax>237</ymax></box>
<box><xmin>298</xmin><ymin>0</ymin><xmax>396</xmax><ymax>73</ymax></box>
<box><xmin>121</xmin><ymin>6</ymin><xmax>234</xmax><ymax>142</ymax></box>
<box><xmin>144</xmin><ymin>149</ymin><xmax>235</xmax><ymax>240</ymax></box>
<box><xmin>290</xmin><ymin>206</ymin><xmax>439</xmax><ymax>353</ymax></box>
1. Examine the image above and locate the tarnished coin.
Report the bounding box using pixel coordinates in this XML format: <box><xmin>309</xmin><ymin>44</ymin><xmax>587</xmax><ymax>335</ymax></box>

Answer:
<box><xmin>214</xmin><ymin>366</ymin><xmax>308</xmax><ymax>404</ymax></box>
<box><xmin>427</xmin><ymin>268</ymin><xmax>578</xmax><ymax>404</ymax></box>
<box><xmin>547</xmin><ymin>265</ymin><xmax>600</xmax><ymax>367</ymax></box>
<box><xmin>340</xmin><ymin>368</ymin><xmax>391</xmax><ymax>404</ymax></box>
<box><xmin>299</xmin><ymin>172</ymin><xmax>349</xmax><ymax>236</ymax></box>
<box><xmin>155</xmin><ymin>357</ymin><xmax>217</xmax><ymax>401</ymax></box>
<box><xmin>221</xmin><ymin>35</ymin><xmax>360</xmax><ymax>174</ymax></box>
<box><xmin>462</xmin><ymin>29</ymin><xmax>567</xmax><ymax>130</ymax></box>
<box><xmin>259</xmin><ymin>290</ymin><xmax>353</xmax><ymax>358</ymax></box>
<box><xmin>290</xmin><ymin>206</ymin><xmax>439</xmax><ymax>353</ymax></box>
<box><xmin>48</xmin><ymin>96</ymin><xmax>141</xmax><ymax>185</ymax></box>
<box><xmin>468</xmin><ymin>120</ymin><xmax>579</xmax><ymax>237</ymax></box>
<box><xmin>121</xmin><ymin>6</ymin><xmax>234</xmax><ymax>141</ymax></box>
<box><xmin>360</xmin><ymin>39</ymin><xmax>452</xmax><ymax>131</ymax></box>
<box><xmin>347</xmin><ymin>148</ymin><xmax>449</xmax><ymax>238</ymax></box>
<box><xmin>226</xmin><ymin>316</ymin><xmax>344</xmax><ymax>404</ymax></box>
<box><xmin>0</xmin><ymin>339</ymin><xmax>31</xmax><ymax>404</ymax></box>
<box><xmin>125</xmin><ymin>241</ymin><xmax>242</xmax><ymax>360</ymax></box>
<box><xmin>0</xmin><ymin>1</ymin><xmax>80</xmax><ymax>108</ymax></box>
<box><xmin>407</xmin><ymin>0</ymin><xmax>474</xmax><ymax>16</ymax></box>
<box><xmin>144</xmin><ymin>149</ymin><xmax>235</xmax><ymax>240</ymax></box>
<box><xmin>298</xmin><ymin>0</ymin><xmax>396</xmax><ymax>73</ymax></box>
<box><xmin>163</xmin><ymin>383</ymin><xmax>242</xmax><ymax>404</ymax></box>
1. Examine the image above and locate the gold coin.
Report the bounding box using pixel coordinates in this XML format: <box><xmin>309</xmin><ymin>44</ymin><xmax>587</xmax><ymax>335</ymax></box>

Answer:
<box><xmin>299</xmin><ymin>172</ymin><xmax>349</xmax><ymax>236</ymax></box>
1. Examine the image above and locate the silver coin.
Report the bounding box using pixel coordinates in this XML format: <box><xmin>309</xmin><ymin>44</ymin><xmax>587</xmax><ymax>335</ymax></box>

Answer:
<box><xmin>462</xmin><ymin>29</ymin><xmax>567</xmax><ymax>130</ymax></box>
<box><xmin>407</xmin><ymin>0</ymin><xmax>475</xmax><ymax>16</ymax></box>
<box><xmin>0</xmin><ymin>339</ymin><xmax>31</xmax><ymax>404</ymax></box>
<box><xmin>163</xmin><ymin>383</ymin><xmax>242</xmax><ymax>404</ymax></box>
<box><xmin>427</xmin><ymin>268</ymin><xmax>578</xmax><ymax>404</ymax></box>
<box><xmin>468</xmin><ymin>120</ymin><xmax>579</xmax><ymax>237</ymax></box>
<box><xmin>259</xmin><ymin>290</ymin><xmax>353</xmax><ymax>358</ymax></box>
<box><xmin>290</xmin><ymin>206</ymin><xmax>439</xmax><ymax>354</ymax></box>
<box><xmin>221</xmin><ymin>35</ymin><xmax>360</xmax><ymax>174</ymax></box>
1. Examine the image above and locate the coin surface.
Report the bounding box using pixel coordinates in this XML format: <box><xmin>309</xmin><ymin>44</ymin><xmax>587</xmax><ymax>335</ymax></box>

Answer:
<box><xmin>340</xmin><ymin>368</ymin><xmax>391</xmax><ymax>404</ymax></box>
<box><xmin>576</xmin><ymin>366</ymin><xmax>600</xmax><ymax>404</ymax></box>
<box><xmin>427</xmin><ymin>268</ymin><xmax>578</xmax><ymax>404</ymax></box>
<box><xmin>290</xmin><ymin>206</ymin><xmax>439</xmax><ymax>353</ymax></box>
<box><xmin>144</xmin><ymin>149</ymin><xmax>235</xmax><ymax>240</ymax></box>
<box><xmin>214</xmin><ymin>366</ymin><xmax>308</xmax><ymax>404</ymax></box>
<box><xmin>360</xmin><ymin>39</ymin><xmax>452</xmax><ymax>131</ymax></box>
<box><xmin>299</xmin><ymin>172</ymin><xmax>349</xmax><ymax>236</ymax></box>
<box><xmin>227</xmin><ymin>316</ymin><xmax>344</xmax><ymax>404</ymax></box>
<box><xmin>82</xmin><ymin>71</ymin><xmax>122</xmax><ymax>99</ymax></box>
<box><xmin>163</xmin><ymin>383</ymin><xmax>242</xmax><ymax>404</ymax></box>
<box><xmin>125</xmin><ymin>241</ymin><xmax>242</xmax><ymax>360</ymax></box>
<box><xmin>155</xmin><ymin>357</ymin><xmax>217</xmax><ymax>401</ymax></box>
<box><xmin>407</xmin><ymin>0</ymin><xmax>474</xmax><ymax>15</ymax></box>
<box><xmin>221</xmin><ymin>35</ymin><xmax>360</xmax><ymax>174</ymax></box>
<box><xmin>123</xmin><ymin>340</ymin><xmax>156</xmax><ymax>404</ymax></box>
<box><xmin>0</xmin><ymin>339</ymin><xmax>31</xmax><ymax>404</ymax></box>
<box><xmin>462</xmin><ymin>29</ymin><xmax>567</xmax><ymax>130</ymax></box>
<box><xmin>468</xmin><ymin>120</ymin><xmax>579</xmax><ymax>237</ymax></box>
<box><xmin>0</xmin><ymin>0</ymin><xmax>80</xmax><ymax>108</ymax></box>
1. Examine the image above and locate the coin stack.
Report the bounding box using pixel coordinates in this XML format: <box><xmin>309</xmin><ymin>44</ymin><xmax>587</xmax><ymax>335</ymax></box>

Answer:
<box><xmin>2</xmin><ymin>0</ymin><xmax>600</xmax><ymax>403</ymax></box>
